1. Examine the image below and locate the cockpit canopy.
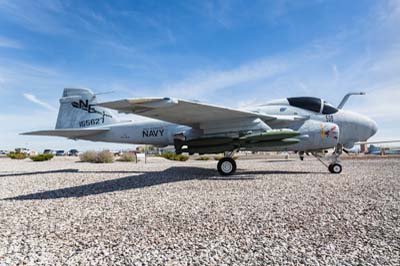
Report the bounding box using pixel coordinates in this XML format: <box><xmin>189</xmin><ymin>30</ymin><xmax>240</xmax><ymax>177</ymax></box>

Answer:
<box><xmin>321</xmin><ymin>101</ymin><xmax>338</xmax><ymax>114</ymax></box>
<box><xmin>287</xmin><ymin>97</ymin><xmax>338</xmax><ymax>114</ymax></box>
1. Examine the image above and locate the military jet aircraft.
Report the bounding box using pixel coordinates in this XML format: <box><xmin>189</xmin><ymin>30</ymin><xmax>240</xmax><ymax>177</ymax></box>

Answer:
<box><xmin>23</xmin><ymin>88</ymin><xmax>377</xmax><ymax>175</ymax></box>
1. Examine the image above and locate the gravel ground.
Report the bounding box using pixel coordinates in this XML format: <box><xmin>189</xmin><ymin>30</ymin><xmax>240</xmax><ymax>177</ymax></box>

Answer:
<box><xmin>0</xmin><ymin>156</ymin><xmax>399</xmax><ymax>265</ymax></box>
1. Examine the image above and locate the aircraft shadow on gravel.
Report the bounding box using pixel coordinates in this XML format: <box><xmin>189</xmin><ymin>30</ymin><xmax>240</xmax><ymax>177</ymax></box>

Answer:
<box><xmin>3</xmin><ymin>167</ymin><xmax>319</xmax><ymax>201</ymax></box>
<box><xmin>0</xmin><ymin>168</ymin><xmax>79</xmax><ymax>177</ymax></box>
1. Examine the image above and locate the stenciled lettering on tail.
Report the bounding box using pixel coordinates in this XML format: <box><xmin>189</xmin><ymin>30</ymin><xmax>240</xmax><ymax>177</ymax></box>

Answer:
<box><xmin>72</xmin><ymin>99</ymin><xmax>113</xmax><ymax>128</ymax></box>
<box><xmin>78</xmin><ymin>112</ymin><xmax>110</xmax><ymax>127</ymax></box>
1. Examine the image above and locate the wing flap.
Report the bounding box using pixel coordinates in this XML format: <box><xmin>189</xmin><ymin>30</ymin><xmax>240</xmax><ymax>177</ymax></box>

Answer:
<box><xmin>21</xmin><ymin>128</ymin><xmax>110</xmax><ymax>138</ymax></box>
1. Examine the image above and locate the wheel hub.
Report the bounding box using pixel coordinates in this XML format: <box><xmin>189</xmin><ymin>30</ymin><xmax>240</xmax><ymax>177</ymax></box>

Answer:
<box><xmin>221</xmin><ymin>161</ymin><xmax>233</xmax><ymax>173</ymax></box>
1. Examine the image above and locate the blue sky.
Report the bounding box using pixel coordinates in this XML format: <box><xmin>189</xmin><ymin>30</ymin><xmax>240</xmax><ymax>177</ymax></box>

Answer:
<box><xmin>0</xmin><ymin>0</ymin><xmax>399</xmax><ymax>151</ymax></box>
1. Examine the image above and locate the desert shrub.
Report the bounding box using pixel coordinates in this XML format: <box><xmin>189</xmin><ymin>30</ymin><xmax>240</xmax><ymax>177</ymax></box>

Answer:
<box><xmin>118</xmin><ymin>153</ymin><xmax>137</xmax><ymax>162</ymax></box>
<box><xmin>79</xmin><ymin>151</ymin><xmax>97</xmax><ymax>162</ymax></box>
<box><xmin>160</xmin><ymin>152</ymin><xmax>189</xmax><ymax>161</ymax></box>
<box><xmin>160</xmin><ymin>152</ymin><xmax>174</xmax><ymax>160</ymax></box>
<box><xmin>96</xmin><ymin>151</ymin><xmax>114</xmax><ymax>163</ymax></box>
<box><xmin>176</xmin><ymin>154</ymin><xmax>189</xmax><ymax>161</ymax></box>
<box><xmin>213</xmin><ymin>155</ymin><xmax>224</xmax><ymax>161</ymax></box>
<box><xmin>79</xmin><ymin>150</ymin><xmax>114</xmax><ymax>163</ymax></box>
<box><xmin>30</xmin><ymin>154</ymin><xmax>54</xmax><ymax>161</ymax></box>
<box><xmin>196</xmin><ymin>156</ymin><xmax>209</xmax><ymax>161</ymax></box>
<box><xmin>7</xmin><ymin>152</ymin><xmax>27</xmax><ymax>160</ymax></box>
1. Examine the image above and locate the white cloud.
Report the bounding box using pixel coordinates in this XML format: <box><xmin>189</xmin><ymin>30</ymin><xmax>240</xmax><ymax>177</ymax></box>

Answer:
<box><xmin>164</xmin><ymin>57</ymin><xmax>291</xmax><ymax>99</ymax></box>
<box><xmin>0</xmin><ymin>0</ymin><xmax>109</xmax><ymax>38</ymax></box>
<box><xmin>0</xmin><ymin>60</ymin><xmax>59</xmax><ymax>87</ymax></box>
<box><xmin>0</xmin><ymin>0</ymin><xmax>63</xmax><ymax>34</ymax></box>
<box><xmin>351</xmin><ymin>86</ymin><xmax>400</xmax><ymax>121</ymax></box>
<box><xmin>23</xmin><ymin>93</ymin><xmax>57</xmax><ymax>111</ymax></box>
<box><xmin>0</xmin><ymin>75</ymin><xmax>5</xmax><ymax>90</ymax></box>
<box><xmin>0</xmin><ymin>36</ymin><xmax>22</xmax><ymax>49</ymax></box>
<box><xmin>332</xmin><ymin>64</ymin><xmax>339</xmax><ymax>80</ymax></box>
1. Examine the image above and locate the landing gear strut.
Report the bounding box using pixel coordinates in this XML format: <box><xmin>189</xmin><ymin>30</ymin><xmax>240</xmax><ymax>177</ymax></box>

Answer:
<box><xmin>328</xmin><ymin>145</ymin><xmax>343</xmax><ymax>174</ymax></box>
<box><xmin>312</xmin><ymin>144</ymin><xmax>343</xmax><ymax>174</ymax></box>
<box><xmin>217</xmin><ymin>151</ymin><xmax>237</xmax><ymax>176</ymax></box>
<box><xmin>299</xmin><ymin>151</ymin><xmax>305</xmax><ymax>161</ymax></box>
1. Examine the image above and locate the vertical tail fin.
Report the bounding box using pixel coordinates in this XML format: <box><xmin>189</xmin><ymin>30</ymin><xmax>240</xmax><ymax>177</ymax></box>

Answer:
<box><xmin>55</xmin><ymin>88</ymin><xmax>118</xmax><ymax>129</ymax></box>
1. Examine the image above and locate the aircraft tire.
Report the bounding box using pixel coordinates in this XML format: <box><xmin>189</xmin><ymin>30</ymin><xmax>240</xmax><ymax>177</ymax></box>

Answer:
<box><xmin>328</xmin><ymin>163</ymin><xmax>342</xmax><ymax>174</ymax></box>
<box><xmin>217</xmin><ymin>157</ymin><xmax>237</xmax><ymax>176</ymax></box>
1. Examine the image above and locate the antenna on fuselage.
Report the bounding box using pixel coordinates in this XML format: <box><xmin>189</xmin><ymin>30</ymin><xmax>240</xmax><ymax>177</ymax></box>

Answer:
<box><xmin>337</xmin><ymin>92</ymin><xmax>366</xmax><ymax>109</ymax></box>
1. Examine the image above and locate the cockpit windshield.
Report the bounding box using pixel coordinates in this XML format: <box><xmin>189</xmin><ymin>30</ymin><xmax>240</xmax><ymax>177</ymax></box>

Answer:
<box><xmin>287</xmin><ymin>97</ymin><xmax>339</xmax><ymax>114</ymax></box>
<box><xmin>322</xmin><ymin>101</ymin><xmax>338</xmax><ymax>114</ymax></box>
<box><xmin>287</xmin><ymin>97</ymin><xmax>321</xmax><ymax>113</ymax></box>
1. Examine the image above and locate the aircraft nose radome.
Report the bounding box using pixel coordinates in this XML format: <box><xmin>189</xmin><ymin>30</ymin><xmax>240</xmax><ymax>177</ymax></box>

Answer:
<box><xmin>363</xmin><ymin>116</ymin><xmax>378</xmax><ymax>140</ymax></box>
<box><xmin>370</xmin><ymin>119</ymin><xmax>378</xmax><ymax>137</ymax></box>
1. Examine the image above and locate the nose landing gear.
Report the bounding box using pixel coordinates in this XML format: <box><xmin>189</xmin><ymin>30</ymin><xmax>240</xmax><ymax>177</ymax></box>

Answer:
<box><xmin>328</xmin><ymin>163</ymin><xmax>342</xmax><ymax>174</ymax></box>
<box><xmin>312</xmin><ymin>144</ymin><xmax>343</xmax><ymax>174</ymax></box>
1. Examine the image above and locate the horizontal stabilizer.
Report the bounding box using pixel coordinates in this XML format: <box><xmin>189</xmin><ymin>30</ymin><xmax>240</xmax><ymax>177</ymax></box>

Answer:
<box><xmin>21</xmin><ymin>128</ymin><xmax>110</xmax><ymax>138</ymax></box>
<box><xmin>356</xmin><ymin>139</ymin><xmax>400</xmax><ymax>145</ymax></box>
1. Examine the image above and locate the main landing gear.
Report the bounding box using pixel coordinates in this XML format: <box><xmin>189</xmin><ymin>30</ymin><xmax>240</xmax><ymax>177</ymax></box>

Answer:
<box><xmin>312</xmin><ymin>144</ymin><xmax>343</xmax><ymax>174</ymax></box>
<box><xmin>217</xmin><ymin>151</ymin><xmax>237</xmax><ymax>176</ymax></box>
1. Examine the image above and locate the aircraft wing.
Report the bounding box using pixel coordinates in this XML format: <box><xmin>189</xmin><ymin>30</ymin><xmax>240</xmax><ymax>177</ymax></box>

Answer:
<box><xmin>356</xmin><ymin>139</ymin><xmax>400</xmax><ymax>145</ymax></box>
<box><xmin>21</xmin><ymin>128</ymin><xmax>110</xmax><ymax>138</ymax></box>
<box><xmin>98</xmin><ymin>98</ymin><xmax>279</xmax><ymax>128</ymax></box>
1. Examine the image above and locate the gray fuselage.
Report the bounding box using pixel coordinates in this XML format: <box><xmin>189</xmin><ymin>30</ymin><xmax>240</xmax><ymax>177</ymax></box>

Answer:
<box><xmin>82</xmin><ymin>101</ymin><xmax>377</xmax><ymax>152</ymax></box>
